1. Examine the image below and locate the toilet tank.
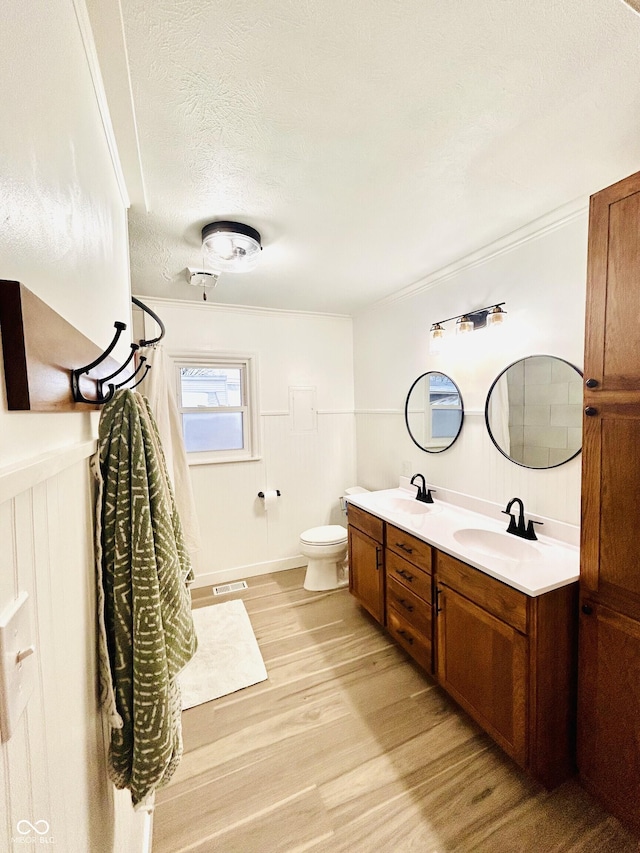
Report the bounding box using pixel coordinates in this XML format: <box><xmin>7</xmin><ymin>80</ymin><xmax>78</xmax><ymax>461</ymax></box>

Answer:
<box><xmin>341</xmin><ymin>486</ymin><xmax>369</xmax><ymax>513</ymax></box>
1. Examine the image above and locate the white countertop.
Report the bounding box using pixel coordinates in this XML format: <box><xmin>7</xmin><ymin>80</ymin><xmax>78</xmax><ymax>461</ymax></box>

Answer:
<box><xmin>346</xmin><ymin>488</ymin><xmax>579</xmax><ymax>597</ymax></box>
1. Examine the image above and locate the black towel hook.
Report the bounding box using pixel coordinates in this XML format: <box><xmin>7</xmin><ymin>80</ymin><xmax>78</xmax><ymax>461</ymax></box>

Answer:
<box><xmin>112</xmin><ymin>355</ymin><xmax>148</xmax><ymax>391</ymax></box>
<box><xmin>71</xmin><ymin>299</ymin><xmax>166</xmax><ymax>404</ymax></box>
<box><xmin>97</xmin><ymin>343</ymin><xmax>140</xmax><ymax>387</ymax></box>
<box><xmin>128</xmin><ymin>363</ymin><xmax>152</xmax><ymax>389</ymax></box>
<box><xmin>71</xmin><ymin>321</ymin><xmax>127</xmax><ymax>404</ymax></box>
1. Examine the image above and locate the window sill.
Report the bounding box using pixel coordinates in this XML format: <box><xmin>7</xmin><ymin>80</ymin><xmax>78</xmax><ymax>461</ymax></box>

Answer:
<box><xmin>187</xmin><ymin>454</ymin><xmax>263</xmax><ymax>466</ymax></box>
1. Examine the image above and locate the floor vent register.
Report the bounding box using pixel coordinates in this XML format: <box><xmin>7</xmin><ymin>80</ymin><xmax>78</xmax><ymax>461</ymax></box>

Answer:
<box><xmin>212</xmin><ymin>581</ymin><xmax>248</xmax><ymax>596</ymax></box>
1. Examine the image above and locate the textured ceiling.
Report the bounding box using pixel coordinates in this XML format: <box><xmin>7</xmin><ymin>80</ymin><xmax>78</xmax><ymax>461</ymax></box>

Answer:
<box><xmin>111</xmin><ymin>0</ymin><xmax>640</xmax><ymax>313</ymax></box>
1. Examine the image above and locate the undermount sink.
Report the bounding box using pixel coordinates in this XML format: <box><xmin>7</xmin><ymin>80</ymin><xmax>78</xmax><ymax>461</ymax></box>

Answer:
<box><xmin>453</xmin><ymin>528</ymin><xmax>540</xmax><ymax>562</ymax></box>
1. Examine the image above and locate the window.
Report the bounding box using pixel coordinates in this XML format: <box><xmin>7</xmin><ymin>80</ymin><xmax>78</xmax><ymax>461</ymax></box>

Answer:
<box><xmin>427</xmin><ymin>373</ymin><xmax>463</xmax><ymax>447</ymax></box>
<box><xmin>175</xmin><ymin>354</ymin><xmax>259</xmax><ymax>463</ymax></box>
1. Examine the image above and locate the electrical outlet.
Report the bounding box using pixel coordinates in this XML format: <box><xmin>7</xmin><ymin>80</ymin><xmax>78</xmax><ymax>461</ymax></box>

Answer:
<box><xmin>401</xmin><ymin>460</ymin><xmax>412</xmax><ymax>477</ymax></box>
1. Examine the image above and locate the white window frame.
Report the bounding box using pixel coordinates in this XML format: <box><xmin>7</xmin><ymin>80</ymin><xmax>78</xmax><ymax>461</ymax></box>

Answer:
<box><xmin>172</xmin><ymin>351</ymin><xmax>261</xmax><ymax>465</ymax></box>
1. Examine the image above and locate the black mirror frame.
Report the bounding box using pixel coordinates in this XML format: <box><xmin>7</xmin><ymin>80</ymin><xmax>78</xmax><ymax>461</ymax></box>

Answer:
<box><xmin>405</xmin><ymin>371</ymin><xmax>464</xmax><ymax>454</ymax></box>
<box><xmin>484</xmin><ymin>354</ymin><xmax>583</xmax><ymax>470</ymax></box>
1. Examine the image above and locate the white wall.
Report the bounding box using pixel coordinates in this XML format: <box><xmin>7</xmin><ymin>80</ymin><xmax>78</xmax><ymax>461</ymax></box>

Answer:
<box><xmin>0</xmin><ymin>1</ymin><xmax>132</xmax><ymax>469</ymax></box>
<box><xmin>0</xmin><ymin>2</ymin><xmax>145</xmax><ymax>851</ymax></box>
<box><xmin>138</xmin><ymin>298</ymin><xmax>356</xmax><ymax>586</ymax></box>
<box><xmin>353</xmin><ymin>206</ymin><xmax>589</xmax><ymax>526</ymax></box>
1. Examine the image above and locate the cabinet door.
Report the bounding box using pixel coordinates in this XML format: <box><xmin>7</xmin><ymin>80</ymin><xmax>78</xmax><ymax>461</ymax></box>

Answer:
<box><xmin>582</xmin><ymin>415</ymin><xmax>640</xmax><ymax>617</ymax></box>
<box><xmin>584</xmin><ymin>171</ymin><xmax>640</xmax><ymax>393</ymax></box>
<box><xmin>436</xmin><ymin>584</ymin><xmax>528</xmax><ymax>765</ymax></box>
<box><xmin>578</xmin><ymin>602</ymin><xmax>640</xmax><ymax>833</ymax></box>
<box><xmin>348</xmin><ymin>526</ymin><xmax>384</xmax><ymax>624</ymax></box>
<box><xmin>582</xmin><ymin>170</ymin><xmax>640</xmax><ymax>616</ymax></box>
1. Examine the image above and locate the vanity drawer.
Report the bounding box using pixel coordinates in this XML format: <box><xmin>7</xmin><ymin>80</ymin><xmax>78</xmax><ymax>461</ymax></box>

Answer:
<box><xmin>347</xmin><ymin>504</ymin><xmax>384</xmax><ymax>542</ymax></box>
<box><xmin>387</xmin><ymin>576</ymin><xmax>432</xmax><ymax>637</ymax></box>
<box><xmin>387</xmin><ymin>607</ymin><xmax>433</xmax><ymax>674</ymax></box>
<box><xmin>386</xmin><ymin>549</ymin><xmax>432</xmax><ymax>604</ymax></box>
<box><xmin>387</xmin><ymin>524</ymin><xmax>433</xmax><ymax>571</ymax></box>
<box><xmin>436</xmin><ymin>551</ymin><xmax>528</xmax><ymax>634</ymax></box>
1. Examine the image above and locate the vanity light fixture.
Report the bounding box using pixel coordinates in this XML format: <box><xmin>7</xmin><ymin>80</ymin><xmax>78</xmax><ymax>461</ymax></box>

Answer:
<box><xmin>429</xmin><ymin>303</ymin><xmax>507</xmax><ymax>351</ymax></box>
<box><xmin>201</xmin><ymin>221</ymin><xmax>262</xmax><ymax>273</ymax></box>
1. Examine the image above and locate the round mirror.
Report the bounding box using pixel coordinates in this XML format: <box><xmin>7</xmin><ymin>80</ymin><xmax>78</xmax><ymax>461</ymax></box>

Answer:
<box><xmin>485</xmin><ymin>355</ymin><xmax>583</xmax><ymax>469</ymax></box>
<box><xmin>405</xmin><ymin>372</ymin><xmax>464</xmax><ymax>453</ymax></box>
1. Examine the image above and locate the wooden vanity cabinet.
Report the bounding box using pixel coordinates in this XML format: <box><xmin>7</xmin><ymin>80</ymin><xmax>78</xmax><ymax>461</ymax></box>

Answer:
<box><xmin>435</xmin><ymin>551</ymin><xmax>578</xmax><ymax>788</ymax></box>
<box><xmin>347</xmin><ymin>504</ymin><xmax>385</xmax><ymax>624</ymax></box>
<box><xmin>347</xmin><ymin>506</ymin><xmax>578</xmax><ymax>788</ymax></box>
<box><xmin>385</xmin><ymin>524</ymin><xmax>434</xmax><ymax>674</ymax></box>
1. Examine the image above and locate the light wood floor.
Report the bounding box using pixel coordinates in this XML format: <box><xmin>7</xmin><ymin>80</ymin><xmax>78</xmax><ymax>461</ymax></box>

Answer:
<box><xmin>153</xmin><ymin>569</ymin><xmax>639</xmax><ymax>853</ymax></box>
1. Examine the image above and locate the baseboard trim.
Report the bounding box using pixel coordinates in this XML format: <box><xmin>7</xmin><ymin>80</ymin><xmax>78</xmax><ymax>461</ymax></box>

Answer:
<box><xmin>191</xmin><ymin>555</ymin><xmax>308</xmax><ymax>589</ymax></box>
<box><xmin>142</xmin><ymin>811</ymin><xmax>153</xmax><ymax>853</ymax></box>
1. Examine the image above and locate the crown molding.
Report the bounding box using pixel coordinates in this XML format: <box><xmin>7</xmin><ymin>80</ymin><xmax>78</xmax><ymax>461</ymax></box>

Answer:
<box><xmin>132</xmin><ymin>294</ymin><xmax>352</xmax><ymax>321</ymax></box>
<box><xmin>361</xmin><ymin>195</ymin><xmax>589</xmax><ymax>314</ymax></box>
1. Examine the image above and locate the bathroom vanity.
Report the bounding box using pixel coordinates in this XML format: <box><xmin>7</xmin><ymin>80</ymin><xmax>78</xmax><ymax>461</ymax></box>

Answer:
<box><xmin>347</xmin><ymin>489</ymin><xmax>579</xmax><ymax>789</ymax></box>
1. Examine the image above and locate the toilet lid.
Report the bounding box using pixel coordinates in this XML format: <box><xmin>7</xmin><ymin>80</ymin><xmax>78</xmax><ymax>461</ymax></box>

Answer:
<box><xmin>300</xmin><ymin>525</ymin><xmax>348</xmax><ymax>546</ymax></box>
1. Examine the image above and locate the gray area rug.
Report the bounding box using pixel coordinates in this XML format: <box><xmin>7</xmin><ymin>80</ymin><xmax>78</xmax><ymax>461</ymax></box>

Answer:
<box><xmin>179</xmin><ymin>599</ymin><xmax>267</xmax><ymax>709</ymax></box>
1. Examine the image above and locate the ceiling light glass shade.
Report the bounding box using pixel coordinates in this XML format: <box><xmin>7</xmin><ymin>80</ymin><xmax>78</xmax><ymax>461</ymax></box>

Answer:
<box><xmin>456</xmin><ymin>315</ymin><xmax>474</xmax><ymax>335</ymax></box>
<box><xmin>429</xmin><ymin>323</ymin><xmax>445</xmax><ymax>354</ymax></box>
<box><xmin>201</xmin><ymin>221</ymin><xmax>262</xmax><ymax>273</ymax></box>
<box><xmin>486</xmin><ymin>305</ymin><xmax>507</xmax><ymax>327</ymax></box>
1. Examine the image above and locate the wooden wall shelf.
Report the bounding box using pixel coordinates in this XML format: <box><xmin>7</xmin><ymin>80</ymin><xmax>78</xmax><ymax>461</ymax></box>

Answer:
<box><xmin>0</xmin><ymin>280</ymin><xmax>122</xmax><ymax>412</ymax></box>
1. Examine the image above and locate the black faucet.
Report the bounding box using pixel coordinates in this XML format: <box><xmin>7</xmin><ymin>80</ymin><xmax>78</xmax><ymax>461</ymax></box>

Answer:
<box><xmin>502</xmin><ymin>497</ymin><xmax>543</xmax><ymax>541</ymax></box>
<box><xmin>410</xmin><ymin>473</ymin><xmax>436</xmax><ymax>504</ymax></box>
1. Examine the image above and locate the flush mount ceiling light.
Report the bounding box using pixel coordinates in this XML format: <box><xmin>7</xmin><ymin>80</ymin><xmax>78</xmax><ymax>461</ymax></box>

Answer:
<box><xmin>429</xmin><ymin>303</ymin><xmax>506</xmax><ymax>352</ymax></box>
<box><xmin>201</xmin><ymin>221</ymin><xmax>262</xmax><ymax>273</ymax></box>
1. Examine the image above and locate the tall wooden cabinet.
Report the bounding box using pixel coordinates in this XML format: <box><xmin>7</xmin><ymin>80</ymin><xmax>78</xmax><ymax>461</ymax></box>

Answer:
<box><xmin>579</xmin><ymin>169</ymin><xmax>640</xmax><ymax>833</ymax></box>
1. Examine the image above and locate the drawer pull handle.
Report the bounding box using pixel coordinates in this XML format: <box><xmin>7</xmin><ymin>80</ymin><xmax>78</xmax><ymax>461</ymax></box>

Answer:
<box><xmin>398</xmin><ymin>599</ymin><xmax>414</xmax><ymax>613</ymax></box>
<box><xmin>396</xmin><ymin>542</ymin><xmax>414</xmax><ymax>554</ymax></box>
<box><xmin>397</xmin><ymin>569</ymin><xmax>414</xmax><ymax>582</ymax></box>
<box><xmin>585</xmin><ymin>378</ymin><xmax>599</xmax><ymax>388</ymax></box>
<box><xmin>584</xmin><ymin>406</ymin><xmax>598</xmax><ymax>417</ymax></box>
<box><xmin>397</xmin><ymin>629</ymin><xmax>414</xmax><ymax>645</ymax></box>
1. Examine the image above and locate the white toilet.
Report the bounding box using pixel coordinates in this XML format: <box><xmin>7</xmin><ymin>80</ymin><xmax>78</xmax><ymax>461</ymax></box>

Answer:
<box><xmin>300</xmin><ymin>487</ymin><xmax>369</xmax><ymax>591</ymax></box>
<box><xmin>300</xmin><ymin>525</ymin><xmax>348</xmax><ymax>591</ymax></box>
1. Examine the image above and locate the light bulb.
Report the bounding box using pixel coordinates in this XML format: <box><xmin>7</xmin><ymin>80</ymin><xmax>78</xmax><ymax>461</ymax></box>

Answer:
<box><xmin>210</xmin><ymin>235</ymin><xmax>235</xmax><ymax>260</ymax></box>
<box><xmin>486</xmin><ymin>305</ymin><xmax>506</xmax><ymax>327</ymax></box>
<box><xmin>456</xmin><ymin>315</ymin><xmax>474</xmax><ymax>335</ymax></box>
<box><xmin>429</xmin><ymin>323</ymin><xmax>445</xmax><ymax>354</ymax></box>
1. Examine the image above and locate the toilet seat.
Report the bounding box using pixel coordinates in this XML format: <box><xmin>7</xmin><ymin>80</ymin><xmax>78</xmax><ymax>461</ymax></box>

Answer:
<box><xmin>300</xmin><ymin>524</ymin><xmax>348</xmax><ymax>546</ymax></box>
